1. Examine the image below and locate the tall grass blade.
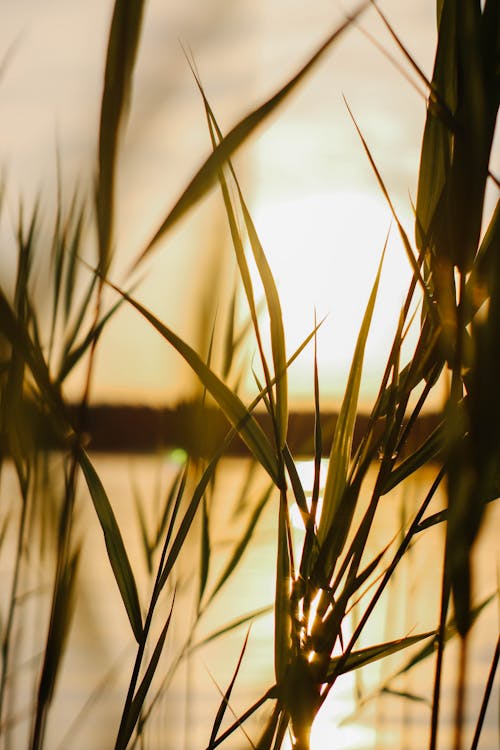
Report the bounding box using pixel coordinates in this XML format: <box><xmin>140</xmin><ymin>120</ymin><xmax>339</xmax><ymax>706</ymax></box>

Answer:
<box><xmin>189</xmin><ymin>606</ymin><xmax>273</xmax><ymax>655</ymax></box>
<box><xmin>274</xmin><ymin>493</ymin><xmax>291</xmax><ymax>683</ymax></box>
<box><xmin>97</xmin><ymin>0</ymin><xmax>145</xmax><ymax>272</ymax></box>
<box><xmin>470</xmin><ymin>199</ymin><xmax>500</xmax><ymax>308</ymax></box>
<box><xmin>132</xmin><ymin>479</ymin><xmax>153</xmax><ymax>573</ymax></box>
<box><xmin>240</xmin><ymin>198</ymin><xmax>288</xmax><ymax>449</ymax></box>
<box><xmin>0</xmin><ymin>289</ymin><xmax>69</xmax><ymax>437</ymax></box>
<box><xmin>382</xmin><ymin>422</ymin><xmax>444</xmax><ymax>494</ymax></box>
<box><xmin>393</xmin><ymin>594</ymin><xmax>494</xmax><ymax>683</ymax></box>
<box><xmin>152</xmin><ymin>463</ymin><xmax>186</xmax><ymax>553</ymax></box>
<box><xmin>58</xmin><ymin>293</ymin><xmax>128</xmax><ymax>382</ymax></box>
<box><xmin>203</xmin><ymin>687</ymin><xmax>277</xmax><ymax>750</ymax></box>
<box><xmin>345</xmin><ymin>99</ymin><xmax>433</xmax><ymax>308</ymax></box>
<box><xmin>194</xmin><ymin>77</ymin><xmax>278</xmax><ymax>431</ymax></box>
<box><xmin>105</xmin><ymin>278</ymin><xmax>279</xmax><ymax>483</ymax></box>
<box><xmin>207</xmin><ymin>629</ymin><xmax>251</xmax><ymax>748</ymax></box>
<box><xmin>115</xmin><ymin>596</ymin><xmax>175</xmax><ymax>750</ymax></box>
<box><xmin>133</xmin><ymin>3</ymin><xmax>369</xmax><ymax>267</ymax></box>
<box><xmin>325</xmin><ymin>631</ymin><xmax>435</xmax><ymax>680</ymax></box>
<box><xmin>158</xmin><ymin>452</ymin><xmax>220</xmax><ymax>591</ymax></box>
<box><xmin>470</xmin><ymin>634</ymin><xmax>500</xmax><ymax>750</ymax></box>
<box><xmin>317</xmin><ymin>247</ymin><xmax>385</xmax><ymax>564</ymax></box>
<box><xmin>63</xmin><ymin>201</ymin><xmax>86</xmax><ymax>320</ymax></box>
<box><xmin>31</xmin><ymin>547</ymin><xmax>80</xmax><ymax>750</ymax></box>
<box><xmin>198</xmin><ymin>493</ymin><xmax>211</xmax><ymax>608</ymax></box>
<box><xmin>78</xmin><ymin>449</ymin><xmax>142</xmax><ymax>642</ymax></box>
<box><xmin>283</xmin><ymin>446</ymin><xmax>310</xmax><ymax>525</ymax></box>
<box><xmin>222</xmin><ymin>280</ymin><xmax>238</xmax><ymax>379</ymax></box>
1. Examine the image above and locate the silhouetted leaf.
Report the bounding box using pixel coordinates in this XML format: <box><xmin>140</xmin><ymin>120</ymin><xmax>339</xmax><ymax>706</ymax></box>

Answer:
<box><xmin>78</xmin><ymin>449</ymin><xmax>142</xmax><ymax>642</ymax></box>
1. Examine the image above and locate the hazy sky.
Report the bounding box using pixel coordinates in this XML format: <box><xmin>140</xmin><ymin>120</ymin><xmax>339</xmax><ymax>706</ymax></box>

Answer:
<box><xmin>1</xmin><ymin>1</ymin><xmax>498</xmax><ymax>407</ymax></box>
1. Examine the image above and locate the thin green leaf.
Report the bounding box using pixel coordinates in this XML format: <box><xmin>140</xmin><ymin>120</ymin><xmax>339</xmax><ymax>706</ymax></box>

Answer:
<box><xmin>104</xmin><ymin>278</ymin><xmax>279</xmax><ymax>483</ymax></box>
<box><xmin>222</xmin><ymin>280</ymin><xmax>238</xmax><ymax>379</ymax></box>
<box><xmin>283</xmin><ymin>446</ymin><xmax>310</xmax><ymax>524</ymax></box>
<box><xmin>470</xmin><ymin>634</ymin><xmax>500</xmax><ymax>750</ymax></box>
<box><xmin>317</xmin><ymin>246</ymin><xmax>385</xmax><ymax>560</ymax></box>
<box><xmin>59</xmin><ymin>272</ymin><xmax>99</xmax><ymax>371</ymax></box>
<box><xmin>78</xmin><ymin>448</ymin><xmax>142</xmax><ymax>642</ymax></box>
<box><xmin>31</xmin><ymin>548</ymin><xmax>80</xmax><ymax>750</ymax></box>
<box><xmin>199</xmin><ymin>494</ymin><xmax>211</xmax><ymax>607</ymax></box>
<box><xmin>158</xmin><ymin>452</ymin><xmax>220</xmax><ymax>592</ymax></box>
<box><xmin>152</xmin><ymin>463</ymin><xmax>186</xmax><ymax>552</ymax></box>
<box><xmin>189</xmin><ymin>606</ymin><xmax>273</xmax><ymax>655</ymax></box>
<box><xmin>131</xmin><ymin>478</ymin><xmax>153</xmax><ymax>574</ymax></box>
<box><xmin>240</xmin><ymin>199</ymin><xmax>288</xmax><ymax>449</ymax></box>
<box><xmin>63</xmin><ymin>200</ymin><xmax>86</xmax><ymax>320</ymax></box>
<box><xmin>203</xmin><ymin>686</ymin><xmax>277</xmax><ymax>750</ymax></box>
<box><xmin>58</xmin><ymin>293</ymin><xmax>128</xmax><ymax>382</ymax></box>
<box><xmin>133</xmin><ymin>3</ymin><xmax>369</xmax><ymax>268</ymax></box>
<box><xmin>380</xmin><ymin>687</ymin><xmax>430</xmax><ymax>705</ymax></box>
<box><xmin>208</xmin><ymin>629</ymin><xmax>251</xmax><ymax>749</ymax></box>
<box><xmin>381</xmin><ymin>422</ymin><xmax>444</xmax><ymax>495</ymax></box>
<box><xmin>0</xmin><ymin>289</ymin><xmax>70</xmax><ymax>438</ymax></box>
<box><xmin>116</xmin><ymin>596</ymin><xmax>175</xmax><ymax>750</ymax></box>
<box><xmin>274</xmin><ymin>493</ymin><xmax>291</xmax><ymax>683</ymax></box>
<box><xmin>344</xmin><ymin>98</ymin><xmax>434</xmax><ymax>311</ymax></box>
<box><xmin>197</xmin><ymin>87</ymin><xmax>277</xmax><ymax>435</ymax></box>
<box><xmin>325</xmin><ymin>631</ymin><xmax>435</xmax><ymax>681</ymax></box>
<box><xmin>97</xmin><ymin>0</ymin><xmax>146</xmax><ymax>271</ymax></box>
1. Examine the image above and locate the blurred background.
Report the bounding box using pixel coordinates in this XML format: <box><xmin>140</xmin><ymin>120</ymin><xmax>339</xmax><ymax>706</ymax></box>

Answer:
<box><xmin>1</xmin><ymin>0</ymin><xmax>497</xmax><ymax>409</ymax></box>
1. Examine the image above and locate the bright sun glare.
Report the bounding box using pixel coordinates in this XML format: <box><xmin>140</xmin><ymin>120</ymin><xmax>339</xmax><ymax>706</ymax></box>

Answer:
<box><xmin>251</xmin><ymin>189</ymin><xmax>413</xmax><ymax>404</ymax></box>
<box><xmin>284</xmin><ymin>460</ymin><xmax>379</xmax><ymax>750</ymax></box>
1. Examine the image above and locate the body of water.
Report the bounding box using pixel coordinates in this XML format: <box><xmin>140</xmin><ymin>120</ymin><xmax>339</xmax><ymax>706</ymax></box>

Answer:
<box><xmin>0</xmin><ymin>454</ymin><xmax>498</xmax><ymax>749</ymax></box>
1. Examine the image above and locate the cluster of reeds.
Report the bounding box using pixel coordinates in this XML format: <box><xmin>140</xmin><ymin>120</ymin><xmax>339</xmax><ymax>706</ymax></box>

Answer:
<box><xmin>0</xmin><ymin>1</ymin><xmax>498</xmax><ymax>748</ymax></box>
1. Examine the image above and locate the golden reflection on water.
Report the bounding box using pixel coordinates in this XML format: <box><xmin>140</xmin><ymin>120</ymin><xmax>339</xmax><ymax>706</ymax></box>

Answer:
<box><xmin>1</xmin><ymin>455</ymin><xmax>498</xmax><ymax>749</ymax></box>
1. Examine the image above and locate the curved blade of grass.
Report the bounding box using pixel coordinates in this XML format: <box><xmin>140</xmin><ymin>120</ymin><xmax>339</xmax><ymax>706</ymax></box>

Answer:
<box><xmin>283</xmin><ymin>445</ymin><xmax>310</xmax><ymax>524</ymax></box>
<box><xmin>415</xmin><ymin>0</ymin><xmax>456</xmax><ymax>257</ymax></box>
<box><xmin>325</xmin><ymin>630</ymin><xmax>435</xmax><ymax>681</ymax></box>
<box><xmin>63</xmin><ymin>200</ymin><xmax>86</xmax><ymax>320</ymax></box>
<box><xmin>97</xmin><ymin>0</ymin><xmax>146</xmax><ymax>271</ymax></box>
<box><xmin>470</xmin><ymin>633</ymin><xmax>500</xmax><ymax>750</ymax></box>
<box><xmin>470</xmin><ymin>199</ymin><xmax>500</xmax><ymax>308</ymax></box>
<box><xmin>132</xmin><ymin>478</ymin><xmax>153</xmax><ymax>573</ymax></box>
<box><xmin>381</xmin><ymin>422</ymin><xmax>444</xmax><ymax>494</ymax></box>
<box><xmin>195</xmin><ymin>80</ymin><xmax>277</xmax><ymax>433</ymax></box>
<box><xmin>158</xmin><ymin>452</ymin><xmax>220</xmax><ymax>592</ymax></box>
<box><xmin>0</xmin><ymin>289</ymin><xmax>70</xmax><ymax>438</ymax></box>
<box><xmin>132</xmin><ymin>2</ymin><xmax>368</xmax><ymax>269</ymax></box>
<box><xmin>208</xmin><ymin>629</ymin><xmax>251</xmax><ymax>748</ymax></box>
<box><xmin>222</xmin><ymin>279</ymin><xmax>238</xmax><ymax>379</ymax></box>
<box><xmin>116</xmin><ymin>596</ymin><xmax>175</xmax><ymax>750</ymax></box>
<box><xmin>59</xmin><ymin>272</ymin><xmax>99</xmax><ymax>370</ymax></box>
<box><xmin>346</xmin><ymin>593</ymin><xmax>498</xmax><ymax>725</ymax></box>
<box><xmin>203</xmin><ymin>686</ymin><xmax>278</xmax><ymax>750</ymax></box>
<box><xmin>189</xmin><ymin>606</ymin><xmax>273</xmax><ymax>655</ymax></box>
<box><xmin>153</xmin><ymin>463</ymin><xmax>186</xmax><ymax>551</ymax></box>
<box><xmin>31</xmin><ymin>547</ymin><xmax>80</xmax><ymax>750</ymax></box>
<box><xmin>78</xmin><ymin>448</ymin><xmax>142</xmax><ymax>642</ymax></box>
<box><xmin>317</xmin><ymin>245</ymin><xmax>385</xmax><ymax>559</ymax></box>
<box><xmin>240</xmin><ymin>198</ymin><xmax>288</xmax><ymax>449</ymax></box>
<box><xmin>344</xmin><ymin>98</ymin><xmax>434</xmax><ymax>312</ymax></box>
<box><xmin>275</xmin><ymin>493</ymin><xmax>291</xmax><ymax>683</ymax></box>
<box><xmin>105</xmin><ymin>278</ymin><xmax>279</xmax><ymax>483</ymax></box>
<box><xmin>397</xmin><ymin>594</ymin><xmax>495</xmax><ymax>685</ymax></box>
<box><xmin>58</xmin><ymin>292</ymin><xmax>129</xmax><ymax>382</ymax></box>
<box><xmin>300</xmin><ymin>323</ymin><xmax>324</xmax><ymax>579</ymax></box>
<box><xmin>198</xmin><ymin>493</ymin><xmax>211</xmax><ymax>608</ymax></box>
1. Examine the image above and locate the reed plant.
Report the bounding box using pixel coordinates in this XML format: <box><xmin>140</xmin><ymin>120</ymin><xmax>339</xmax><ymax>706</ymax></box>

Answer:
<box><xmin>0</xmin><ymin>1</ymin><xmax>498</xmax><ymax>749</ymax></box>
